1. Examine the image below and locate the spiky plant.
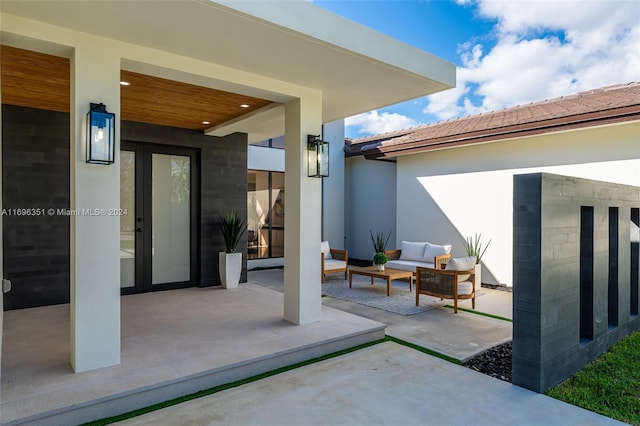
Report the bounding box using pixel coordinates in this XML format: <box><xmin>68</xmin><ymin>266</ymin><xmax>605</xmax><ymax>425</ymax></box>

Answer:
<box><xmin>370</xmin><ymin>229</ymin><xmax>392</xmax><ymax>253</ymax></box>
<box><xmin>462</xmin><ymin>233</ymin><xmax>491</xmax><ymax>264</ymax></box>
<box><xmin>219</xmin><ymin>212</ymin><xmax>247</xmax><ymax>253</ymax></box>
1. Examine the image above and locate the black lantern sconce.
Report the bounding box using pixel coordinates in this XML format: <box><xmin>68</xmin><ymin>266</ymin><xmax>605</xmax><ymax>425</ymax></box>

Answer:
<box><xmin>86</xmin><ymin>103</ymin><xmax>115</xmax><ymax>165</ymax></box>
<box><xmin>307</xmin><ymin>134</ymin><xmax>329</xmax><ymax>178</ymax></box>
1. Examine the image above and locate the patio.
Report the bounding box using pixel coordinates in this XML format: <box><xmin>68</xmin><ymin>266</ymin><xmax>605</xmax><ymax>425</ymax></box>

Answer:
<box><xmin>255</xmin><ymin>268</ymin><xmax>513</xmax><ymax>361</ymax></box>
<box><xmin>1</xmin><ymin>282</ymin><xmax>384</xmax><ymax>425</ymax></box>
<box><xmin>1</xmin><ymin>269</ymin><xmax>512</xmax><ymax>425</ymax></box>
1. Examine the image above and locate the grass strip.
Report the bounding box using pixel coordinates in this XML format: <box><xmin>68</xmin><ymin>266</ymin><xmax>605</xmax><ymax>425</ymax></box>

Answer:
<box><xmin>84</xmin><ymin>338</ymin><xmax>387</xmax><ymax>425</ymax></box>
<box><xmin>385</xmin><ymin>335</ymin><xmax>461</xmax><ymax>365</ymax></box>
<box><xmin>443</xmin><ymin>305</ymin><xmax>512</xmax><ymax>322</ymax></box>
<box><xmin>545</xmin><ymin>330</ymin><xmax>640</xmax><ymax>426</ymax></box>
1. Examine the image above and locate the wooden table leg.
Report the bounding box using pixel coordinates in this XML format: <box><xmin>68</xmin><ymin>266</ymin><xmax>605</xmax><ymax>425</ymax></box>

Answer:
<box><xmin>370</xmin><ymin>277</ymin><xmax>374</xmax><ymax>285</ymax></box>
<box><xmin>409</xmin><ymin>275</ymin><xmax>413</xmax><ymax>292</ymax></box>
<box><xmin>349</xmin><ymin>271</ymin><xmax>353</xmax><ymax>288</ymax></box>
<box><xmin>386</xmin><ymin>277</ymin><xmax>391</xmax><ymax>296</ymax></box>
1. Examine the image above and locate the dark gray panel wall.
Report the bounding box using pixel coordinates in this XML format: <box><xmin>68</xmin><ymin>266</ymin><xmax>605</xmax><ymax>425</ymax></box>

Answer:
<box><xmin>2</xmin><ymin>105</ymin><xmax>70</xmax><ymax>310</ymax></box>
<box><xmin>1</xmin><ymin>110</ymin><xmax>247</xmax><ymax>311</ymax></box>
<box><xmin>513</xmin><ymin>172</ymin><xmax>640</xmax><ymax>393</ymax></box>
<box><xmin>121</xmin><ymin>121</ymin><xmax>248</xmax><ymax>287</ymax></box>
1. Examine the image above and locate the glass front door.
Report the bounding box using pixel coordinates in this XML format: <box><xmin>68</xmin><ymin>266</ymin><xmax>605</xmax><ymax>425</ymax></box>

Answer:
<box><xmin>120</xmin><ymin>142</ymin><xmax>198</xmax><ymax>293</ymax></box>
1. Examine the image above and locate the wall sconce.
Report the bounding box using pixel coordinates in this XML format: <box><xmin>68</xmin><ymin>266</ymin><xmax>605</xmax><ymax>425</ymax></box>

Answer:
<box><xmin>86</xmin><ymin>103</ymin><xmax>115</xmax><ymax>165</ymax></box>
<box><xmin>307</xmin><ymin>135</ymin><xmax>329</xmax><ymax>178</ymax></box>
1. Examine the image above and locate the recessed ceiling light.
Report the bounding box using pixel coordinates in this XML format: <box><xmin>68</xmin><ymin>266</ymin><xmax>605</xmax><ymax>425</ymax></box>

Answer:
<box><xmin>120</xmin><ymin>81</ymin><xmax>131</xmax><ymax>86</ymax></box>
<box><xmin>240</xmin><ymin>104</ymin><xmax>250</xmax><ymax>108</ymax></box>
<box><xmin>202</xmin><ymin>121</ymin><xmax>210</xmax><ymax>125</ymax></box>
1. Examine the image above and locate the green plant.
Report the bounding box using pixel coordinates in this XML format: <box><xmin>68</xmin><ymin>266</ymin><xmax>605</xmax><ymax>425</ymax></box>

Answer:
<box><xmin>370</xmin><ymin>229</ymin><xmax>391</xmax><ymax>253</ymax></box>
<box><xmin>462</xmin><ymin>233</ymin><xmax>491</xmax><ymax>264</ymax></box>
<box><xmin>373</xmin><ymin>252</ymin><xmax>388</xmax><ymax>265</ymax></box>
<box><xmin>219</xmin><ymin>212</ymin><xmax>247</xmax><ymax>253</ymax></box>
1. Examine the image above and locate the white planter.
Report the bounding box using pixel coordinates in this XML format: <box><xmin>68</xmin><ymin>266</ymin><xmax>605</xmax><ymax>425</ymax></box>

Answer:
<box><xmin>474</xmin><ymin>263</ymin><xmax>482</xmax><ymax>289</ymax></box>
<box><xmin>219</xmin><ymin>252</ymin><xmax>242</xmax><ymax>289</ymax></box>
<box><xmin>374</xmin><ymin>263</ymin><xmax>385</xmax><ymax>272</ymax></box>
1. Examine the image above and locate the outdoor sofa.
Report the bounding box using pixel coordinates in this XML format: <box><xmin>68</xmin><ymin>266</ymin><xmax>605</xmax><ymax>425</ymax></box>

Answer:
<box><xmin>384</xmin><ymin>240</ymin><xmax>452</xmax><ymax>274</ymax></box>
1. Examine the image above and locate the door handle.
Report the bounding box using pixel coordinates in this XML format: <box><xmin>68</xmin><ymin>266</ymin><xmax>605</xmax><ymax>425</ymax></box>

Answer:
<box><xmin>2</xmin><ymin>278</ymin><xmax>11</xmax><ymax>293</ymax></box>
<box><xmin>136</xmin><ymin>227</ymin><xmax>142</xmax><ymax>233</ymax></box>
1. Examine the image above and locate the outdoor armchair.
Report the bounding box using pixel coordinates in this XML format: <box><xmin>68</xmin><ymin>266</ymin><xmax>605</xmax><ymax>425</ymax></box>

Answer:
<box><xmin>415</xmin><ymin>256</ymin><xmax>477</xmax><ymax>313</ymax></box>
<box><xmin>321</xmin><ymin>241</ymin><xmax>348</xmax><ymax>283</ymax></box>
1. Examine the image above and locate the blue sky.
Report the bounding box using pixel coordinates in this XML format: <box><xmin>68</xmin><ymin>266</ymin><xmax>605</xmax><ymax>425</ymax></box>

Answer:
<box><xmin>313</xmin><ymin>0</ymin><xmax>640</xmax><ymax>139</ymax></box>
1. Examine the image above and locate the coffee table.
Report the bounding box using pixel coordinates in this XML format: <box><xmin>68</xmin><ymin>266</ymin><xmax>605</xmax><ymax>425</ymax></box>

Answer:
<box><xmin>348</xmin><ymin>266</ymin><xmax>413</xmax><ymax>297</ymax></box>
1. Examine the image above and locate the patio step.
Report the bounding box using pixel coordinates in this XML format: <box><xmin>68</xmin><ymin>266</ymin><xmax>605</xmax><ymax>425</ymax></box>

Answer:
<box><xmin>7</xmin><ymin>326</ymin><xmax>384</xmax><ymax>426</ymax></box>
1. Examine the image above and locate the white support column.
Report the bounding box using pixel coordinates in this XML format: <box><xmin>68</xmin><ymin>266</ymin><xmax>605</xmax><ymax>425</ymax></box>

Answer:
<box><xmin>283</xmin><ymin>94</ymin><xmax>323</xmax><ymax>325</ymax></box>
<box><xmin>70</xmin><ymin>35</ymin><xmax>121</xmax><ymax>372</ymax></box>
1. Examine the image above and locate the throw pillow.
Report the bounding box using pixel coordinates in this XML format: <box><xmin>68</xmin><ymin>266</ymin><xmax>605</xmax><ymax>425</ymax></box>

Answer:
<box><xmin>423</xmin><ymin>242</ymin><xmax>452</xmax><ymax>262</ymax></box>
<box><xmin>399</xmin><ymin>241</ymin><xmax>427</xmax><ymax>261</ymax></box>
<box><xmin>445</xmin><ymin>256</ymin><xmax>477</xmax><ymax>282</ymax></box>
<box><xmin>320</xmin><ymin>241</ymin><xmax>332</xmax><ymax>260</ymax></box>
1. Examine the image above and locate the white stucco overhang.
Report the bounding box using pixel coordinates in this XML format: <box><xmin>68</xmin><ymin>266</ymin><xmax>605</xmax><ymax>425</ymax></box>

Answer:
<box><xmin>0</xmin><ymin>0</ymin><xmax>455</xmax><ymax>142</ymax></box>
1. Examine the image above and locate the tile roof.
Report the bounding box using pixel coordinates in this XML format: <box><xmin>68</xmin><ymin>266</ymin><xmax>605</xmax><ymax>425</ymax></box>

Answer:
<box><xmin>345</xmin><ymin>82</ymin><xmax>640</xmax><ymax>159</ymax></box>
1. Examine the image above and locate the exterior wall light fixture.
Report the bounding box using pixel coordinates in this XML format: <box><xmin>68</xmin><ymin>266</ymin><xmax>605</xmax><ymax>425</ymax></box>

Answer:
<box><xmin>86</xmin><ymin>103</ymin><xmax>115</xmax><ymax>165</ymax></box>
<box><xmin>307</xmin><ymin>134</ymin><xmax>329</xmax><ymax>178</ymax></box>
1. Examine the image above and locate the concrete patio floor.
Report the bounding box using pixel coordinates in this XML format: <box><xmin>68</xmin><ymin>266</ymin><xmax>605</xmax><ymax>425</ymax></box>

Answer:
<box><xmin>116</xmin><ymin>270</ymin><xmax>620</xmax><ymax>426</ymax></box>
<box><xmin>2</xmin><ymin>269</ymin><xmax>620</xmax><ymax>425</ymax></box>
<box><xmin>118</xmin><ymin>341</ymin><xmax>622</xmax><ymax>426</ymax></box>
<box><xmin>253</xmin><ymin>268</ymin><xmax>513</xmax><ymax>361</ymax></box>
<box><xmin>1</xmin><ymin>282</ymin><xmax>384</xmax><ymax>425</ymax></box>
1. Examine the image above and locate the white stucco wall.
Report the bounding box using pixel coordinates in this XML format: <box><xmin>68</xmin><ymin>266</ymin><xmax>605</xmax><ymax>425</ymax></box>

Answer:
<box><xmin>248</xmin><ymin>145</ymin><xmax>285</xmax><ymax>172</ymax></box>
<box><xmin>396</xmin><ymin>121</ymin><xmax>640</xmax><ymax>286</ymax></box>
<box><xmin>321</xmin><ymin>120</ymin><xmax>345</xmax><ymax>249</ymax></box>
<box><xmin>345</xmin><ymin>156</ymin><xmax>397</xmax><ymax>260</ymax></box>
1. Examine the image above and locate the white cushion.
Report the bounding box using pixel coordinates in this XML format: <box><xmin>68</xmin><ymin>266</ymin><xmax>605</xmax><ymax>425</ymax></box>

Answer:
<box><xmin>423</xmin><ymin>242</ymin><xmax>452</xmax><ymax>262</ymax></box>
<box><xmin>399</xmin><ymin>241</ymin><xmax>427</xmax><ymax>261</ymax></box>
<box><xmin>324</xmin><ymin>259</ymin><xmax>346</xmax><ymax>271</ymax></box>
<box><xmin>445</xmin><ymin>256</ymin><xmax>477</xmax><ymax>282</ymax></box>
<box><xmin>457</xmin><ymin>280</ymin><xmax>474</xmax><ymax>295</ymax></box>
<box><xmin>386</xmin><ymin>260</ymin><xmax>435</xmax><ymax>272</ymax></box>
<box><xmin>320</xmin><ymin>241</ymin><xmax>332</xmax><ymax>260</ymax></box>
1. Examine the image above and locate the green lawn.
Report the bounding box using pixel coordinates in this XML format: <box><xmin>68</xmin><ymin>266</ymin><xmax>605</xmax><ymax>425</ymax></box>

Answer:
<box><xmin>545</xmin><ymin>330</ymin><xmax>640</xmax><ymax>425</ymax></box>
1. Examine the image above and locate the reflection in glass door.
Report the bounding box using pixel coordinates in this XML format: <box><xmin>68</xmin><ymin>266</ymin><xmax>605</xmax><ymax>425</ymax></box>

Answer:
<box><xmin>248</xmin><ymin>170</ymin><xmax>285</xmax><ymax>259</ymax></box>
<box><xmin>120</xmin><ymin>142</ymin><xmax>198</xmax><ymax>294</ymax></box>
<box><xmin>151</xmin><ymin>154</ymin><xmax>191</xmax><ymax>285</ymax></box>
<box><xmin>120</xmin><ymin>150</ymin><xmax>136</xmax><ymax>288</ymax></box>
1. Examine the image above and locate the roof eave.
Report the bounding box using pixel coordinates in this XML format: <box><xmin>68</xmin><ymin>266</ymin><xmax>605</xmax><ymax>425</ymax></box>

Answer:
<box><xmin>361</xmin><ymin>105</ymin><xmax>640</xmax><ymax>159</ymax></box>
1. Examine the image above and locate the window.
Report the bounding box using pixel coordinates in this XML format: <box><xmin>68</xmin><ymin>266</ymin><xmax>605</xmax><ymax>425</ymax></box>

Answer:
<box><xmin>249</xmin><ymin>136</ymin><xmax>285</xmax><ymax>149</ymax></box>
<box><xmin>248</xmin><ymin>170</ymin><xmax>285</xmax><ymax>259</ymax></box>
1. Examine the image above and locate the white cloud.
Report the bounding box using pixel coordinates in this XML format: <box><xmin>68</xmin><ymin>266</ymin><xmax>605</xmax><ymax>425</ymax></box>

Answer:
<box><xmin>424</xmin><ymin>0</ymin><xmax>640</xmax><ymax>120</ymax></box>
<box><xmin>345</xmin><ymin>110</ymin><xmax>418</xmax><ymax>136</ymax></box>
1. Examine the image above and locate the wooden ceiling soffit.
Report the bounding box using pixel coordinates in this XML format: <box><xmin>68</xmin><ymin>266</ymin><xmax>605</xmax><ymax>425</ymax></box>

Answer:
<box><xmin>120</xmin><ymin>71</ymin><xmax>274</xmax><ymax>131</ymax></box>
<box><xmin>1</xmin><ymin>46</ymin><xmax>274</xmax><ymax>131</ymax></box>
<box><xmin>1</xmin><ymin>45</ymin><xmax>70</xmax><ymax>112</ymax></box>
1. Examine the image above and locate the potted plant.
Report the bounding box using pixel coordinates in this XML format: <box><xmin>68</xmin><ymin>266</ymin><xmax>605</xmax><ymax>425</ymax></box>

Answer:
<box><xmin>219</xmin><ymin>211</ymin><xmax>247</xmax><ymax>289</ymax></box>
<box><xmin>370</xmin><ymin>230</ymin><xmax>391</xmax><ymax>271</ymax></box>
<box><xmin>462</xmin><ymin>233</ymin><xmax>491</xmax><ymax>286</ymax></box>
